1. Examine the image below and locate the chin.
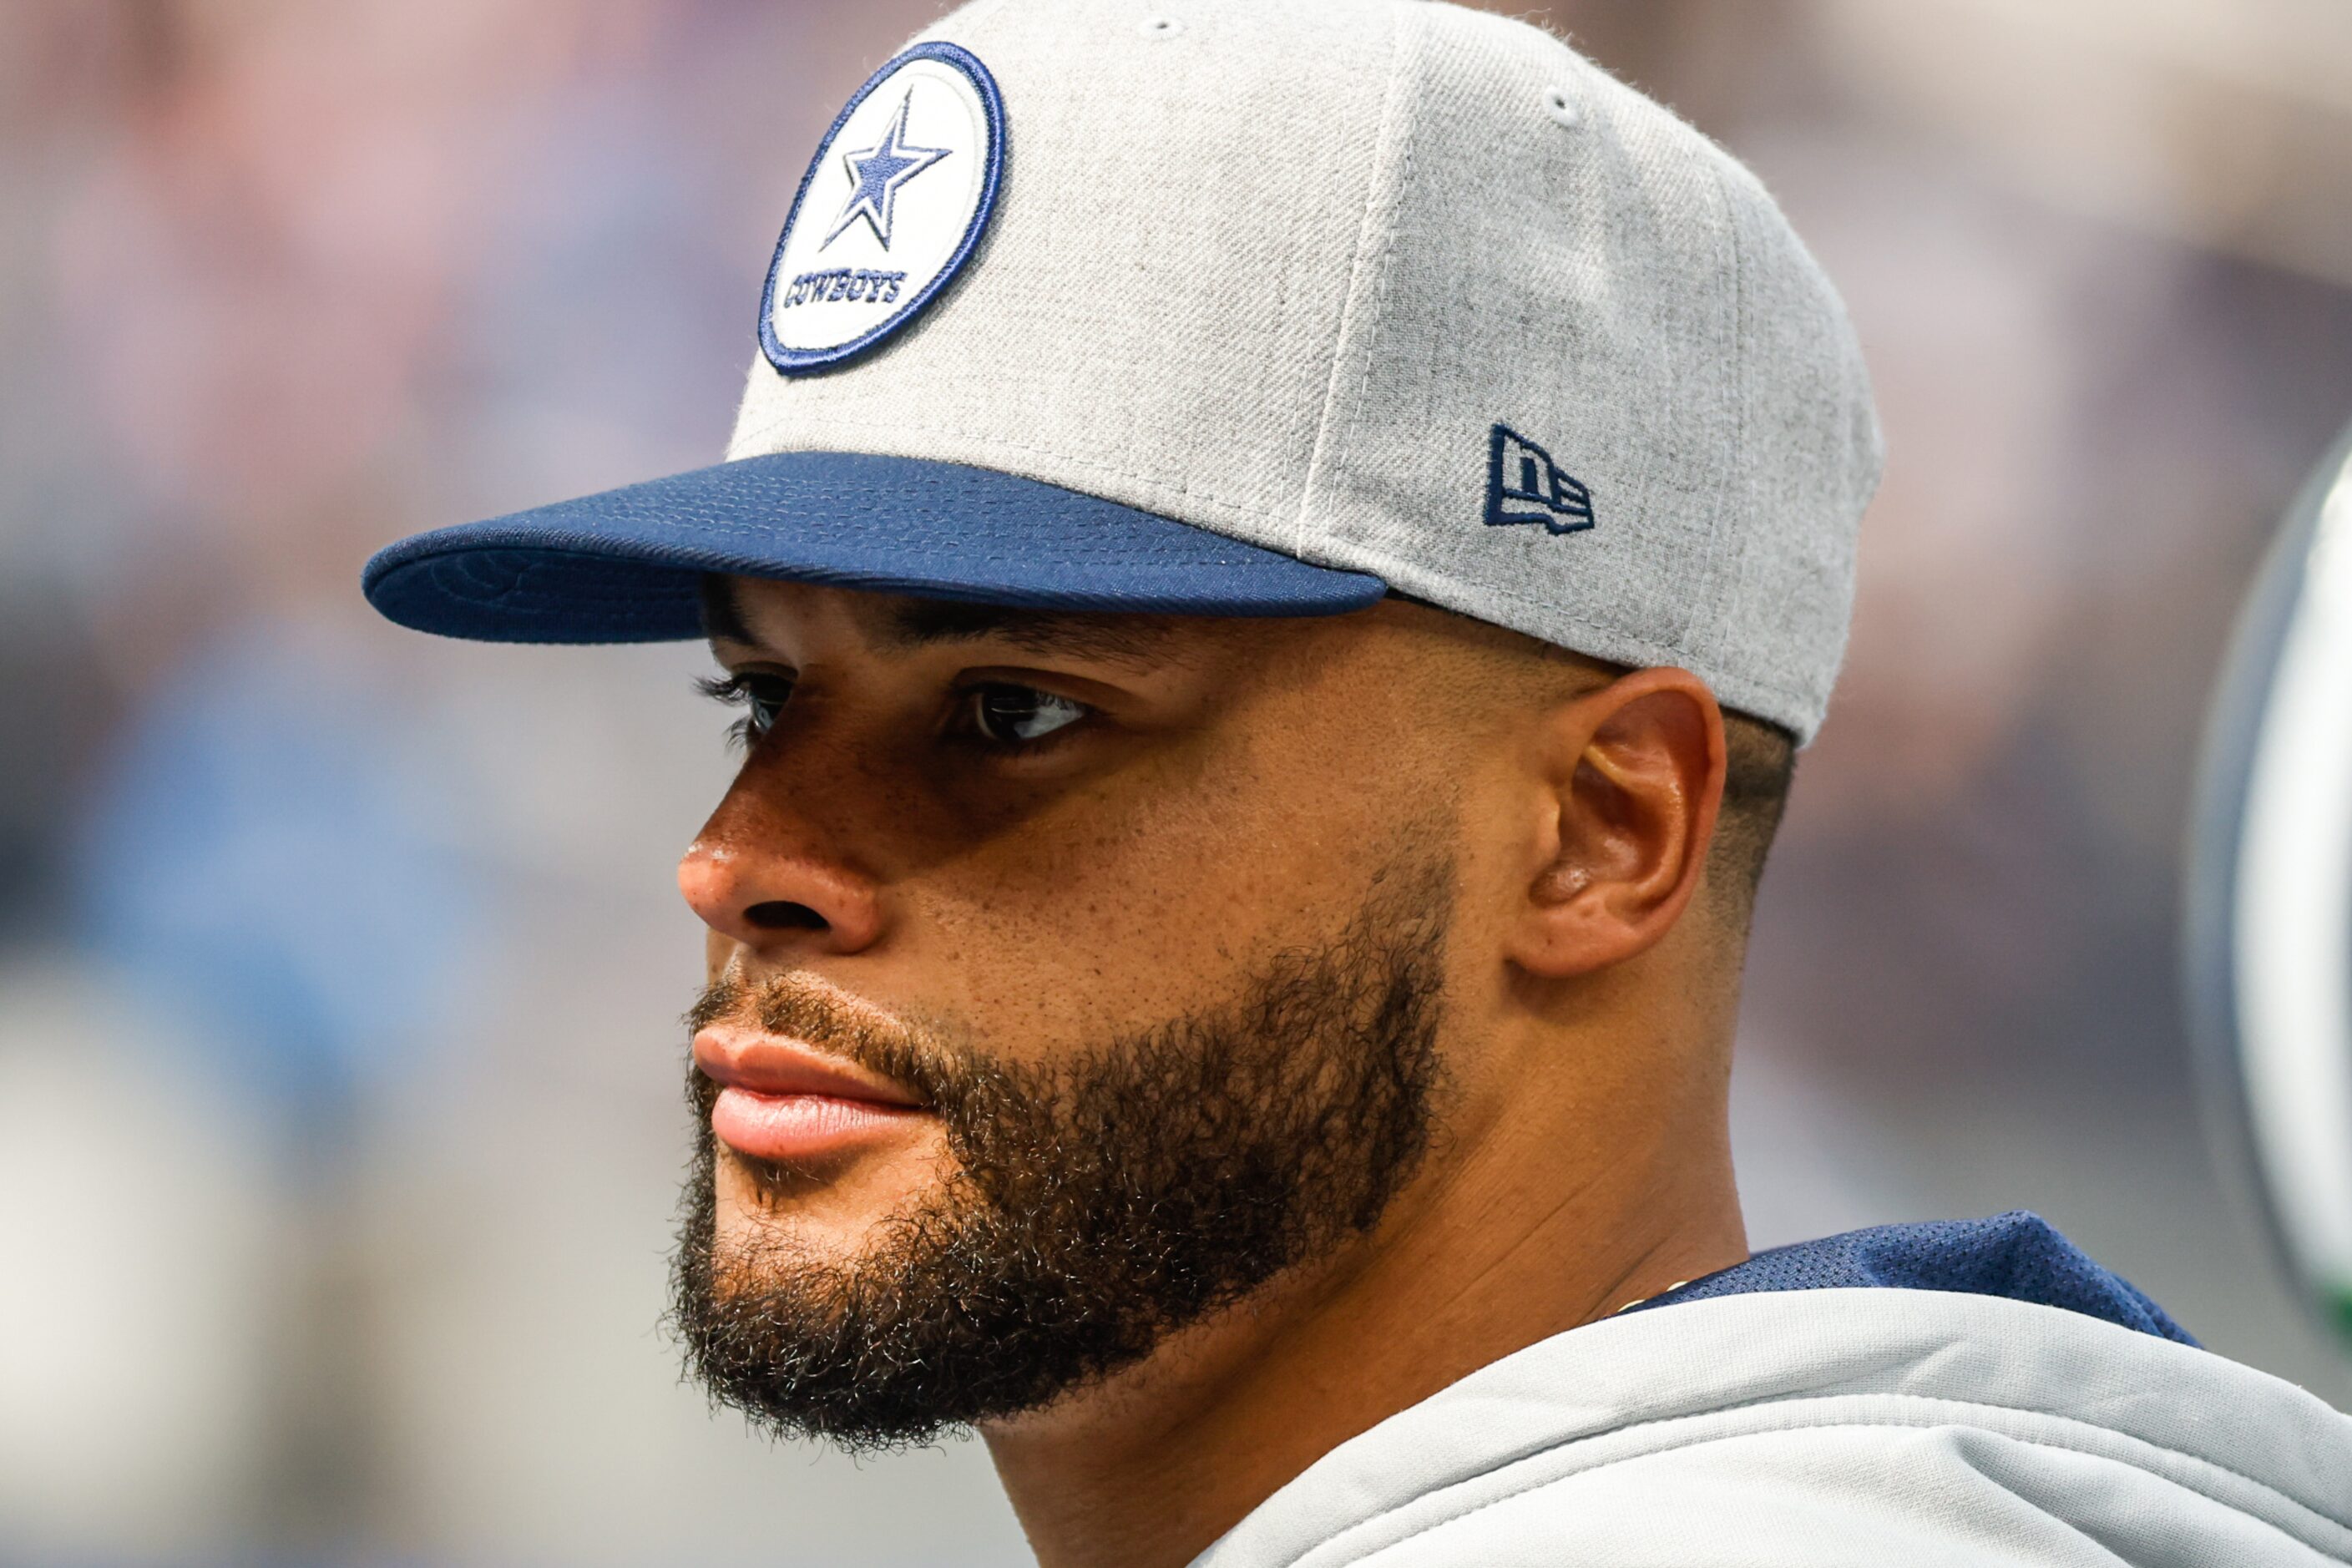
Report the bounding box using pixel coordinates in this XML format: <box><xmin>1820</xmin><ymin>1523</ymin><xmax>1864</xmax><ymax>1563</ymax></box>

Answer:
<box><xmin>712</xmin><ymin>1144</ymin><xmax>939</xmax><ymax>1258</ymax></box>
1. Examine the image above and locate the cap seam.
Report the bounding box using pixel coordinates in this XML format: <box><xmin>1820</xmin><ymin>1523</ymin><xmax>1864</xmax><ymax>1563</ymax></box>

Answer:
<box><xmin>1292</xmin><ymin>0</ymin><xmax>1420</xmax><ymax>545</ymax></box>
<box><xmin>1704</xmin><ymin>162</ymin><xmax>1810</xmax><ymax>697</ymax></box>
<box><xmin>1694</xmin><ymin>146</ymin><xmax>1753</xmax><ymax>664</ymax></box>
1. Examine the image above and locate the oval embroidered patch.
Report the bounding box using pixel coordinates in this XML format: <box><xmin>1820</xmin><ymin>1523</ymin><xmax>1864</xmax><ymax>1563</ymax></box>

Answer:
<box><xmin>759</xmin><ymin>42</ymin><xmax>1005</xmax><ymax>376</ymax></box>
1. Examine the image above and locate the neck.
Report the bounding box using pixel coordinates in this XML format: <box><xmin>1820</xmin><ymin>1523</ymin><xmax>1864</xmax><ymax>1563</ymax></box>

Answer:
<box><xmin>979</xmin><ymin>1085</ymin><xmax>1746</xmax><ymax>1568</ymax></box>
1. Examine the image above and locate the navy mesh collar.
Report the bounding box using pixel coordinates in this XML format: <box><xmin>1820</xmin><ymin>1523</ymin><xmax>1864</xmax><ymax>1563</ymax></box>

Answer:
<box><xmin>1626</xmin><ymin>1211</ymin><xmax>2197</xmax><ymax>1346</ymax></box>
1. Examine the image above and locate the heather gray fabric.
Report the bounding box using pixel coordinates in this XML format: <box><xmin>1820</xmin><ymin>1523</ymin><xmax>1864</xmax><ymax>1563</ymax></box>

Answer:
<box><xmin>728</xmin><ymin>0</ymin><xmax>1881</xmax><ymax>738</ymax></box>
<box><xmin>1192</xmin><ymin>1289</ymin><xmax>2352</xmax><ymax>1567</ymax></box>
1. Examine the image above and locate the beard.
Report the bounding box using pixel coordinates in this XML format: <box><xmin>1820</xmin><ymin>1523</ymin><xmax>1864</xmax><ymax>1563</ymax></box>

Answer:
<box><xmin>669</xmin><ymin>854</ymin><xmax>1451</xmax><ymax>1452</ymax></box>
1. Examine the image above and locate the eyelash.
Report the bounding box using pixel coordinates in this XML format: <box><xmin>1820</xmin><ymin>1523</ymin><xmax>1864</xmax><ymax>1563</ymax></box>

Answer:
<box><xmin>695</xmin><ymin>672</ymin><xmax>789</xmax><ymax>751</ymax></box>
<box><xmin>695</xmin><ymin>673</ymin><xmax>1095</xmax><ymax>754</ymax></box>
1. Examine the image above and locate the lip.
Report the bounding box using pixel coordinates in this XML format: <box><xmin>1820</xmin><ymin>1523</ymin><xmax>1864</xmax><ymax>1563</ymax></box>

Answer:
<box><xmin>694</xmin><ymin>1024</ymin><xmax>928</xmax><ymax>1164</ymax></box>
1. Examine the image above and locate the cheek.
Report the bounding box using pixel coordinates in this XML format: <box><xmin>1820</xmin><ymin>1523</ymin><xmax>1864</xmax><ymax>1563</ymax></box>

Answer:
<box><xmin>911</xmin><ymin>716</ymin><xmax>1426</xmax><ymax>1054</ymax></box>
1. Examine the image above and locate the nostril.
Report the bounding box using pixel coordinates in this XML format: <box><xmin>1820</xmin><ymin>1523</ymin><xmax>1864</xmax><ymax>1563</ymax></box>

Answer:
<box><xmin>746</xmin><ymin>900</ymin><xmax>829</xmax><ymax>933</ymax></box>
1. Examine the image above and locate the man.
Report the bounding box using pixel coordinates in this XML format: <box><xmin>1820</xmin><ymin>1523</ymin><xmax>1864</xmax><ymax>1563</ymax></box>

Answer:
<box><xmin>364</xmin><ymin>1</ymin><xmax>2352</xmax><ymax>1562</ymax></box>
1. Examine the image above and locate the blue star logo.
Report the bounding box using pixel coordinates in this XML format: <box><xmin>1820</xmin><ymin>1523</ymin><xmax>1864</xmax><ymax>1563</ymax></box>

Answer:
<box><xmin>821</xmin><ymin>92</ymin><xmax>951</xmax><ymax>251</ymax></box>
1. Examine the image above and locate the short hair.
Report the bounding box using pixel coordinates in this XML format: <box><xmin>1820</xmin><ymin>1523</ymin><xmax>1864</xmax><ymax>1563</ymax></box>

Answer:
<box><xmin>1708</xmin><ymin>708</ymin><xmax>1797</xmax><ymax>926</ymax></box>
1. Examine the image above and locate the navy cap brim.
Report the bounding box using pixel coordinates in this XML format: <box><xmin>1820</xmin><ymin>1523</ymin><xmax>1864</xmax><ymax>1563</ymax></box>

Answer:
<box><xmin>362</xmin><ymin>450</ymin><xmax>1388</xmax><ymax>643</ymax></box>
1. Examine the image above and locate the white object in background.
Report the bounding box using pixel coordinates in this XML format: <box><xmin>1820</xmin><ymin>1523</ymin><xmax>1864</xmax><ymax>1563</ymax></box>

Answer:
<box><xmin>0</xmin><ymin>957</ymin><xmax>287</xmax><ymax>1558</ymax></box>
<box><xmin>2232</xmin><ymin>442</ymin><xmax>2352</xmax><ymax>1326</ymax></box>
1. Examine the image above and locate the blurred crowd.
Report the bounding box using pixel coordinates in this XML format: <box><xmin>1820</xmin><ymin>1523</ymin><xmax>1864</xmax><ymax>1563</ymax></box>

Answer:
<box><xmin>3</xmin><ymin>2</ymin><xmax>2349</xmax><ymax>1562</ymax></box>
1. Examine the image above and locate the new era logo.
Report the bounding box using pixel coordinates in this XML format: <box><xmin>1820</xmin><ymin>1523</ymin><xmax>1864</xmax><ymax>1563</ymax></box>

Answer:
<box><xmin>1485</xmin><ymin>424</ymin><xmax>1594</xmax><ymax>535</ymax></box>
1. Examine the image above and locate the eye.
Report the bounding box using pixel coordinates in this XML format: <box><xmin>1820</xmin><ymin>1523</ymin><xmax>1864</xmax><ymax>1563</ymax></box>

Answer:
<box><xmin>965</xmin><ymin>683</ymin><xmax>1090</xmax><ymax>746</ymax></box>
<box><xmin>697</xmin><ymin>671</ymin><xmax>793</xmax><ymax>746</ymax></box>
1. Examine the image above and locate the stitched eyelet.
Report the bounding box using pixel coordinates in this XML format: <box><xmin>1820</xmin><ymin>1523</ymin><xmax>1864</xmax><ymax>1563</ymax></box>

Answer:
<box><xmin>1140</xmin><ymin>15</ymin><xmax>1183</xmax><ymax>39</ymax></box>
<box><xmin>1542</xmin><ymin>84</ymin><xmax>1581</xmax><ymax>128</ymax></box>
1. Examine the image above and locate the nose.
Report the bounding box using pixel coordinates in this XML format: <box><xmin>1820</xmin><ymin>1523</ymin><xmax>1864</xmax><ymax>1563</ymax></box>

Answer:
<box><xmin>678</xmin><ymin>776</ymin><xmax>885</xmax><ymax>955</ymax></box>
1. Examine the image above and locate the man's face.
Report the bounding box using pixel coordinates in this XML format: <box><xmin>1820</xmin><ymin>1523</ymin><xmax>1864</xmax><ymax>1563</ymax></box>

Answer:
<box><xmin>672</xmin><ymin>580</ymin><xmax>1534</xmax><ymax>1445</ymax></box>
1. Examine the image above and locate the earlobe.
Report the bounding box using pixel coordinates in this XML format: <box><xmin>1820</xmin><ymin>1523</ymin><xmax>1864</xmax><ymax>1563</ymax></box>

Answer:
<box><xmin>1510</xmin><ymin>670</ymin><xmax>1726</xmax><ymax>979</ymax></box>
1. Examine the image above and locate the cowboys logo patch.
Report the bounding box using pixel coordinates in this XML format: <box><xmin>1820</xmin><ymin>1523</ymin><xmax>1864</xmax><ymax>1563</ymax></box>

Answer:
<box><xmin>760</xmin><ymin>43</ymin><xmax>1005</xmax><ymax>375</ymax></box>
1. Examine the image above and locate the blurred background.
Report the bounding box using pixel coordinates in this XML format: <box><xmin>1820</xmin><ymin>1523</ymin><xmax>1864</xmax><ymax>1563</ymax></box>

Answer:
<box><xmin>3</xmin><ymin>0</ymin><xmax>2350</xmax><ymax>1562</ymax></box>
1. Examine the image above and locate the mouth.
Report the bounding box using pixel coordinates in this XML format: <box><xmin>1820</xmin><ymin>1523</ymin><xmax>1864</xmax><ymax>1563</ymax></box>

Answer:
<box><xmin>693</xmin><ymin>1023</ymin><xmax>931</xmax><ymax>1165</ymax></box>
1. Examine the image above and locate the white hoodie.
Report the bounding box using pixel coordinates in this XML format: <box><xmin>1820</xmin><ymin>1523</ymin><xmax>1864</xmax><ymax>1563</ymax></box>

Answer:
<box><xmin>1196</xmin><ymin>1215</ymin><xmax>2352</xmax><ymax>1566</ymax></box>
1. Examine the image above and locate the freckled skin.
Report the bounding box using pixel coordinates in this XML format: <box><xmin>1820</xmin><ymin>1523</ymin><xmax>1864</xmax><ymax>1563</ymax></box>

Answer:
<box><xmin>681</xmin><ymin>579</ymin><xmax>1748</xmax><ymax>1568</ymax></box>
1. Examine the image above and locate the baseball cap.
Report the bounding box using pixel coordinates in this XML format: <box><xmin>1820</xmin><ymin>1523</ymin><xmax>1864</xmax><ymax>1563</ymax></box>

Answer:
<box><xmin>362</xmin><ymin>0</ymin><xmax>1881</xmax><ymax>741</ymax></box>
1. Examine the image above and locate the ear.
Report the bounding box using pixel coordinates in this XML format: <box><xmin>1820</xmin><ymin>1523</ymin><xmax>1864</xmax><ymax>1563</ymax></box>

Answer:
<box><xmin>1509</xmin><ymin>668</ymin><xmax>1727</xmax><ymax>978</ymax></box>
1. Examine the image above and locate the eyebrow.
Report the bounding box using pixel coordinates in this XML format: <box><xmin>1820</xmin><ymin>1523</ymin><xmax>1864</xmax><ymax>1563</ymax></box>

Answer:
<box><xmin>698</xmin><ymin>574</ymin><xmax>1187</xmax><ymax>666</ymax></box>
<box><xmin>698</xmin><ymin>574</ymin><xmax>756</xmax><ymax>646</ymax></box>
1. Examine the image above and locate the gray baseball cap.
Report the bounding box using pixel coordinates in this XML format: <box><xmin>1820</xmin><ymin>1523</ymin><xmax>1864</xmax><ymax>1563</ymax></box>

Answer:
<box><xmin>362</xmin><ymin>0</ymin><xmax>1882</xmax><ymax>741</ymax></box>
